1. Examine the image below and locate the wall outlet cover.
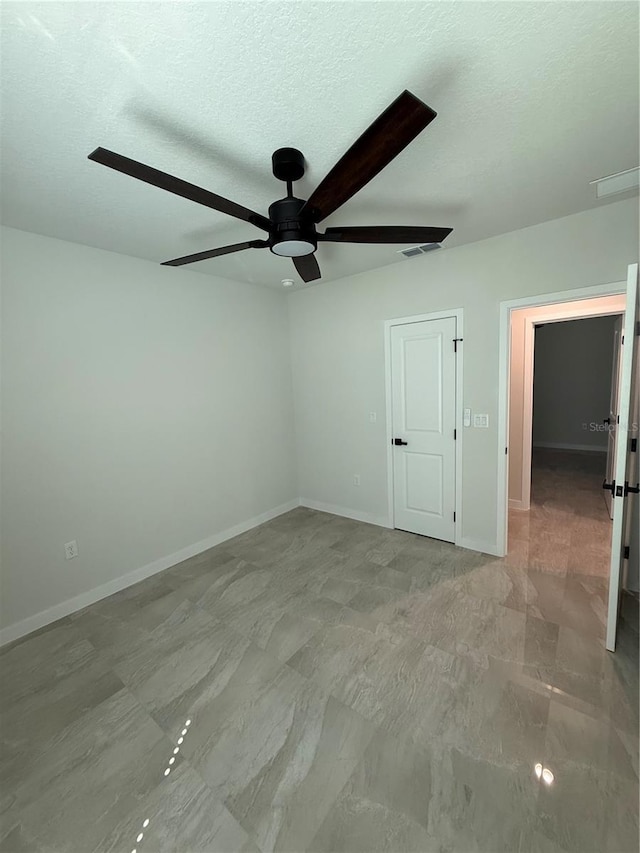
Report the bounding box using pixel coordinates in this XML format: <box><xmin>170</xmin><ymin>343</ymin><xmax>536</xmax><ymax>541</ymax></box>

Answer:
<box><xmin>64</xmin><ymin>540</ymin><xmax>79</xmax><ymax>560</ymax></box>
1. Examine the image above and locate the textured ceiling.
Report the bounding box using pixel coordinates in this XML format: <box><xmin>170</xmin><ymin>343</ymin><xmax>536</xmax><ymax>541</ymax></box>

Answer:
<box><xmin>1</xmin><ymin>1</ymin><xmax>638</xmax><ymax>288</ymax></box>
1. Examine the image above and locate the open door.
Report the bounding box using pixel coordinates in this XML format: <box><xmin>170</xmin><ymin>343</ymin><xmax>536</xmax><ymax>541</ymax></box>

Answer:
<box><xmin>604</xmin><ymin>316</ymin><xmax>623</xmax><ymax>519</ymax></box>
<box><xmin>606</xmin><ymin>263</ymin><xmax>639</xmax><ymax>652</ymax></box>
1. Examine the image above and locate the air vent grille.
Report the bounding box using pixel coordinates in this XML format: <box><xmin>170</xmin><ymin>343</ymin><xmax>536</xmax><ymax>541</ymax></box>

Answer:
<box><xmin>398</xmin><ymin>243</ymin><xmax>442</xmax><ymax>258</ymax></box>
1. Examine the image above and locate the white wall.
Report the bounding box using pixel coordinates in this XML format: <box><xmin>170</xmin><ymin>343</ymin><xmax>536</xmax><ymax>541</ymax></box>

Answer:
<box><xmin>2</xmin><ymin>198</ymin><xmax>638</xmax><ymax>640</ymax></box>
<box><xmin>532</xmin><ymin>316</ymin><xmax>617</xmax><ymax>450</ymax></box>
<box><xmin>1</xmin><ymin>226</ymin><xmax>297</xmax><ymax>639</ymax></box>
<box><xmin>288</xmin><ymin>198</ymin><xmax>639</xmax><ymax>555</ymax></box>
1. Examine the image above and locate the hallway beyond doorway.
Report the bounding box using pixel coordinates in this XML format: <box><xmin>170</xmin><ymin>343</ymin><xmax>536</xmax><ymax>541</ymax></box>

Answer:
<box><xmin>508</xmin><ymin>448</ymin><xmax>612</xmax><ymax>578</ymax></box>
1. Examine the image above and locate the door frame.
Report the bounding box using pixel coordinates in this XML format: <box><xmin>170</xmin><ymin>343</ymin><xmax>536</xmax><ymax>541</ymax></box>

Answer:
<box><xmin>606</xmin><ymin>263</ymin><xmax>639</xmax><ymax>651</ymax></box>
<box><xmin>604</xmin><ymin>316</ymin><xmax>625</xmax><ymax>520</ymax></box>
<box><xmin>497</xmin><ymin>282</ymin><xmax>626</xmax><ymax>556</ymax></box>
<box><xmin>384</xmin><ymin>309</ymin><xmax>464</xmax><ymax>544</ymax></box>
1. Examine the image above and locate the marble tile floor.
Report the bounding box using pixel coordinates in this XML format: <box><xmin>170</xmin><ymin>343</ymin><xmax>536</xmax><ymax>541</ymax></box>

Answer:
<box><xmin>1</xmin><ymin>506</ymin><xmax>637</xmax><ymax>852</ymax></box>
<box><xmin>509</xmin><ymin>449</ymin><xmax>614</xmax><ymax>578</ymax></box>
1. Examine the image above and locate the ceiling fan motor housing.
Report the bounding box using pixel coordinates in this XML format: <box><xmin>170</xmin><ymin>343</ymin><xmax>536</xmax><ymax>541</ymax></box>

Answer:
<box><xmin>268</xmin><ymin>196</ymin><xmax>317</xmax><ymax>257</ymax></box>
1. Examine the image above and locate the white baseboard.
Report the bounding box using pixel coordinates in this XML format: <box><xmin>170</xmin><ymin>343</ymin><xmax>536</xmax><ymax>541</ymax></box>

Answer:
<box><xmin>509</xmin><ymin>499</ymin><xmax>530</xmax><ymax>511</ymax></box>
<box><xmin>0</xmin><ymin>499</ymin><xmax>300</xmax><ymax>648</ymax></box>
<box><xmin>457</xmin><ymin>536</ymin><xmax>503</xmax><ymax>557</ymax></box>
<box><xmin>532</xmin><ymin>442</ymin><xmax>607</xmax><ymax>453</ymax></box>
<box><xmin>1</xmin><ymin>497</ymin><xmax>504</xmax><ymax>646</ymax></box>
<box><xmin>300</xmin><ymin>500</ymin><xmax>501</xmax><ymax>556</ymax></box>
<box><xmin>299</xmin><ymin>498</ymin><xmax>392</xmax><ymax>529</ymax></box>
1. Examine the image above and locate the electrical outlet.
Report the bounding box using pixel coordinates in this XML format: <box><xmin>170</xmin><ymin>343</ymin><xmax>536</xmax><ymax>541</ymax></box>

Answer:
<box><xmin>353</xmin><ymin>474</ymin><xmax>361</xmax><ymax>486</ymax></box>
<box><xmin>64</xmin><ymin>540</ymin><xmax>78</xmax><ymax>560</ymax></box>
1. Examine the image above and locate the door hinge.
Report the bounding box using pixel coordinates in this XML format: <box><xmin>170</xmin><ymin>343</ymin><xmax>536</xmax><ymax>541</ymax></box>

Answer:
<box><xmin>454</xmin><ymin>429</ymin><xmax>457</xmax><ymax>440</ymax></box>
<box><xmin>453</xmin><ymin>511</ymin><xmax>456</xmax><ymax>522</ymax></box>
<box><xmin>624</xmin><ymin>545</ymin><xmax>630</xmax><ymax>560</ymax></box>
<box><xmin>453</xmin><ymin>338</ymin><xmax>463</xmax><ymax>353</ymax></box>
<box><xmin>631</xmin><ymin>438</ymin><xmax>638</xmax><ymax>453</ymax></box>
<box><xmin>636</xmin><ymin>319</ymin><xmax>640</xmax><ymax>336</ymax></box>
<box><xmin>505</xmin><ymin>446</ymin><xmax>508</xmax><ymax>455</ymax></box>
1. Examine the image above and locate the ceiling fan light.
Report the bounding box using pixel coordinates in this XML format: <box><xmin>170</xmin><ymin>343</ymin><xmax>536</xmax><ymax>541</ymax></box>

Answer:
<box><xmin>271</xmin><ymin>239</ymin><xmax>316</xmax><ymax>257</ymax></box>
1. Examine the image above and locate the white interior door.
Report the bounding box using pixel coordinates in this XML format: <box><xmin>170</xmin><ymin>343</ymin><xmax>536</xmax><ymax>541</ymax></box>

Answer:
<box><xmin>606</xmin><ymin>263</ymin><xmax>639</xmax><ymax>652</ymax></box>
<box><xmin>391</xmin><ymin>317</ymin><xmax>456</xmax><ymax>542</ymax></box>
<box><xmin>604</xmin><ymin>316</ymin><xmax>623</xmax><ymax>519</ymax></box>
<box><xmin>622</xmin><ymin>347</ymin><xmax>640</xmax><ymax>591</ymax></box>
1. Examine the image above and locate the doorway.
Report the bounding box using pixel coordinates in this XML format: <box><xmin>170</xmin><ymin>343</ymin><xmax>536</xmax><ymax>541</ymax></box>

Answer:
<box><xmin>517</xmin><ymin>312</ymin><xmax>623</xmax><ymax>577</ymax></box>
<box><xmin>497</xmin><ymin>267</ymin><xmax>639</xmax><ymax>651</ymax></box>
<box><xmin>507</xmin><ymin>294</ymin><xmax>626</xmax><ymax>513</ymax></box>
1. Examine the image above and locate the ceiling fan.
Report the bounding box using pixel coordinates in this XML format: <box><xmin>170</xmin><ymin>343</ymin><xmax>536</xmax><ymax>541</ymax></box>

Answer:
<box><xmin>88</xmin><ymin>90</ymin><xmax>453</xmax><ymax>282</ymax></box>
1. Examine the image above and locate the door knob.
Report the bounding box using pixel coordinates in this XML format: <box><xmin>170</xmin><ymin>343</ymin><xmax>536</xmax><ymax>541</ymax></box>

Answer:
<box><xmin>393</xmin><ymin>438</ymin><xmax>408</xmax><ymax>446</ymax></box>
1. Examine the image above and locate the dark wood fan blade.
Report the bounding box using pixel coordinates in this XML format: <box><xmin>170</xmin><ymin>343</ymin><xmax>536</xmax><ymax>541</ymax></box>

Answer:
<box><xmin>88</xmin><ymin>147</ymin><xmax>271</xmax><ymax>231</ymax></box>
<box><xmin>300</xmin><ymin>91</ymin><xmax>436</xmax><ymax>224</ymax></box>
<box><xmin>162</xmin><ymin>240</ymin><xmax>268</xmax><ymax>267</ymax></box>
<box><xmin>292</xmin><ymin>254</ymin><xmax>321</xmax><ymax>282</ymax></box>
<box><xmin>319</xmin><ymin>225</ymin><xmax>452</xmax><ymax>244</ymax></box>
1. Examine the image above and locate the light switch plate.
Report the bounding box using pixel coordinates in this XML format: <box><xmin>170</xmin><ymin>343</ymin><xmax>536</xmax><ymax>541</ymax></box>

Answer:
<box><xmin>473</xmin><ymin>414</ymin><xmax>489</xmax><ymax>428</ymax></box>
<box><xmin>463</xmin><ymin>408</ymin><xmax>471</xmax><ymax>427</ymax></box>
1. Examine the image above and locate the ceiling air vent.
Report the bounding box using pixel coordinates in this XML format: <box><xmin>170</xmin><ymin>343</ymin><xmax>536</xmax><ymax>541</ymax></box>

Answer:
<box><xmin>398</xmin><ymin>243</ymin><xmax>442</xmax><ymax>258</ymax></box>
